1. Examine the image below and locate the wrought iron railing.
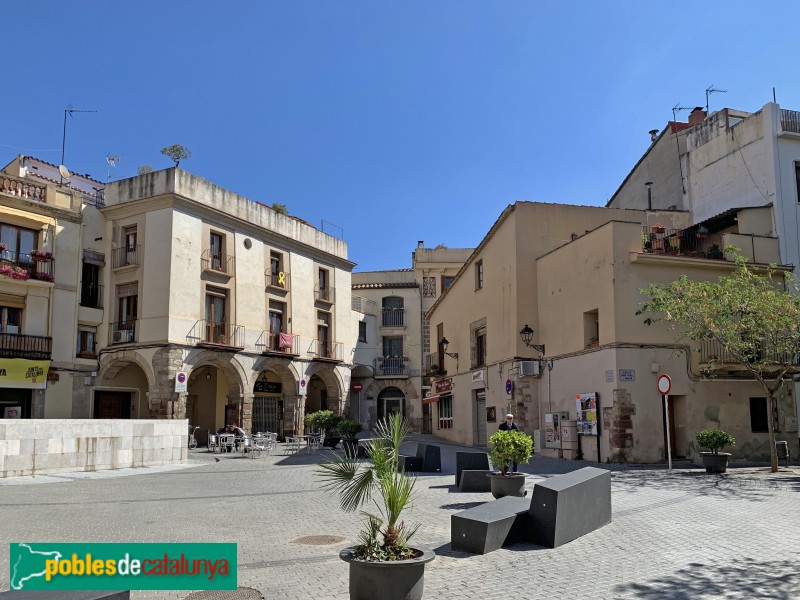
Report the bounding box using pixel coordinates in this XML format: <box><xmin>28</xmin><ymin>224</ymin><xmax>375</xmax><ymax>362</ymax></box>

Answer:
<box><xmin>80</xmin><ymin>282</ymin><xmax>104</xmax><ymax>308</ymax></box>
<box><xmin>0</xmin><ymin>175</ymin><xmax>46</xmax><ymax>202</ymax></box>
<box><xmin>201</xmin><ymin>249</ymin><xmax>234</xmax><ymax>275</ymax></box>
<box><xmin>0</xmin><ymin>250</ymin><xmax>54</xmax><ymax>282</ymax></box>
<box><xmin>424</xmin><ymin>352</ymin><xmax>444</xmax><ymax>376</ymax></box>
<box><xmin>189</xmin><ymin>319</ymin><xmax>244</xmax><ymax>348</ymax></box>
<box><xmin>109</xmin><ymin>321</ymin><xmax>137</xmax><ymax>345</ymax></box>
<box><xmin>0</xmin><ymin>333</ymin><xmax>52</xmax><ymax>359</ymax></box>
<box><xmin>256</xmin><ymin>330</ymin><xmax>299</xmax><ymax>354</ymax></box>
<box><xmin>375</xmin><ymin>356</ymin><xmax>408</xmax><ymax>376</ymax></box>
<box><xmin>780</xmin><ymin>109</ymin><xmax>800</xmax><ymax>134</ymax></box>
<box><xmin>641</xmin><ymin>226</ymin><xmax>725</xmax><ymax>260</ymax></box>
<box><xmin>266</xmin><ymin>271</ymin><xmax>290</xmax><ymax>290</ymax></box>
<box><xmin>81</xmin><ymin>189</ymin><xmax>105</xmax><ymax>208</ymax></box>
<box><xmin>313</xmin><ymin>339</ymin><xmax>343</xmax><ymax>360</ymax></box>
<box><xmin>700</xmin><ymin>338</ymin><xmax>800</xmax><ymax>366</ymax></box>
<box><xmin>315</xmin><ymin>286</ymin><xmax>335</xmax><ymax>303</ymax></box>
<box><xmin>111</xmin><ymin>245</ymin><xmax>140</xmax><ymax>269</ymax></box>
<box><xmin>381</xmin><ymin>308</ymin><xmax>405</xmax><ymax>327</ymax></box>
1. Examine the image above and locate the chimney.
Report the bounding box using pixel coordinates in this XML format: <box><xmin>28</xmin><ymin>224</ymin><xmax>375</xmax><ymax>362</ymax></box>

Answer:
<box><xmin>649</xmin><ymin>129</ymin><xmax>659</xmax><ymax>142</ymax></box>
<box><xmin>688</xmin><ymin>107</ymin><xmax>707</xmax><ymax>127</ymax></box>
<box><xmin>417</xmin><ymin>241</ymin><xmax>424</xmax><ymax>249</ymax></box>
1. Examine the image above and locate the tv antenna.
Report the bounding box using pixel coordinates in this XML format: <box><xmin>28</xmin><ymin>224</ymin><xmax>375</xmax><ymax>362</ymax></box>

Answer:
<box><xmin>671</xmin><ymin>103</ymin><xmax>694</xmax><ymax>122</ymax></box>
<box><xmin>60</xmin><ymin>104</ymin><xmax>97</xmax><ymax>183</ymax></box>
<box><xmin>705</xmin><ymin>85</ymin><xmax>727</xmax><ymax>113</ymax></box>
<box><xmin>106</xmin><ymin>153</ymin><xmax>122</xmax><ymax>182</ymax></box>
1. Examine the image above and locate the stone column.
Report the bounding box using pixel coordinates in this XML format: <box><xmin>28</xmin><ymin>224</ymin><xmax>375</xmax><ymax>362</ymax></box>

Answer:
<box><xmin>241</xmin><ymin>393</ymin><xmax>254</xmax><ymax>434</ymax></box>
<box><xmin>151</xmin><ymin>346</ymin><xmax>188</xmax><ymax>419</ymax></box>
<box><xmin>226</xmin><ymin>393</ymin><xmax>244</xmax><ymax>428</ymax></box>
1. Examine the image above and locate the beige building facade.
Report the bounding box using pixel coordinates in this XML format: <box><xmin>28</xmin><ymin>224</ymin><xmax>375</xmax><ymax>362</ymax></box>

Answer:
<box><xmin>425</xmin><ymin>201</ymin><xmax>798</xmax><ymax>464</ymax></box>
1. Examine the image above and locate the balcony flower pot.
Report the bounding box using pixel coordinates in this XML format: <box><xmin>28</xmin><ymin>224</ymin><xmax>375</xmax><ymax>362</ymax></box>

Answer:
<box><xmin>695</xmin><ymin>429</ymin><xmax>735</xmax><ymax>473</ymax></box>
<box><xmin>340</xmin><ymin>546</ymin><xmax>435</xmax><ymax>600</ymax></box>
<box><xmin>30</xmin><ymin>250</ymin><xmax>53</xmax><ymax>261</ymax></box>
<box><xmin>652</xmin><ymin>226</ymin><xmax>665</xmax><ymax>234</ymax></box>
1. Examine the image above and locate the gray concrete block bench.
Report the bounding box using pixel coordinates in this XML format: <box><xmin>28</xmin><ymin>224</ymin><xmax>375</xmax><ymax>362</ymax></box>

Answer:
<box><xmin>450</xmin><ymin>466</ymin><xmax>611</xmax><ymax>553</ymax></box>
<box><xmin>455</xmin><ymin>451</ymin><xmax>490</xmax><ymax>487</ymax></box>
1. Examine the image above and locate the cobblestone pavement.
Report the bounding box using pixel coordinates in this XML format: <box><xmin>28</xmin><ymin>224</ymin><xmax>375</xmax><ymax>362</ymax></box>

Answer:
<box><xmin>1</xmin><ymin>435</ymin><xmax>799</xmax><ymax>600</ymax></box>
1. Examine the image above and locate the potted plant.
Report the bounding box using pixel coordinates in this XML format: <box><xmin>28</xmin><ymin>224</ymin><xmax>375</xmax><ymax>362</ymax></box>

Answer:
<box><xmin>318</xmin><ymin>413</ymin><xmax>434</xmax><ymax>600</ymax></box>
<box><xmin>338</xmin><ymin>419</ymin><xmax>363</xmax><ymax>457</ymax></box>
<box><xmin>695</xmin><ymin>428</ymin><xmax>735</xmax><ymax>473</ymax></box>
<box><xmin>30</xmin><ymin>249</ymin><xmax>53</xmax><ymax>261</ymax></box>
<box><xmin>652</xmin><ymin>224</ymin><xmax>666</xmax><ymax>234</ymax></box>
<box><xmin>487</xmin><ymin>429</ymin><xmax>534</xmax><ymax>498</ymax></box>
<box><xmin>305</xmin><ymin>410</ymin><xmax>343</xmax><ymax>448</ymax></box>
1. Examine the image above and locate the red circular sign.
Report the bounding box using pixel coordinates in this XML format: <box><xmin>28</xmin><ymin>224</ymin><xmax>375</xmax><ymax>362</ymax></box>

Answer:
<box><xmin>352</xmin><ymin>382</ymin><xmax>363</xmax><ymax>392</ymax></box>
<box><xmin>657</xmin><ymin>374</ymin><xmax>672</xmax><ymax>395</ymax></box>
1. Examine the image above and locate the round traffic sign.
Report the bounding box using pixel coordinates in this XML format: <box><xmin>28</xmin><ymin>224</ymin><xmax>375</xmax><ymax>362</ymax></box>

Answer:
<box><xmin>505</xmin><ymin>379</ymin><xmax>513</xmax><ymax>394</ymax></box>
<box><xmin>177</xmin><ymin>372</ymin><xmax>186</xmax><ymax>384</ymax></box>
<box><xmin>352</xmin><ymin>382</ymin><xmax>363</xmax><ymax>392</ymax></box>
<box><xmin>657</xmin><ymin>374</ymin><xmax>671</xmax><ymax>395</ymax></box>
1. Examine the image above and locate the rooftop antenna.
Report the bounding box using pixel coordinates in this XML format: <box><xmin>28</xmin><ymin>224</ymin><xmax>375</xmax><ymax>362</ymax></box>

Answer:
<box><xmin>705</xmin><ymin>85</ymin><xmax>727</xmax><ymax>113</ymax></box>
<box><xmin>105</xmin><ymin>153</ymin><xmax>122</xmax><ymax>182</ymax></box>
<box><xmin>60</xmin><ymin>103</ymin><xmax>97</xmax><ymax>183</ymax></box>
<box><xmin>671</xmin><ymin>104</ymin><xmax>693</xmax><ymax>195</ymax></box>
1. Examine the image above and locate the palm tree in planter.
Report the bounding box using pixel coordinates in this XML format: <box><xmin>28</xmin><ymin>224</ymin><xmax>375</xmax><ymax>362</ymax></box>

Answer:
<box><xmin>317</xmin><ymin>413</ymin><xmax>435</xmax><ymax>600</ymax></box>
<box><xmin>695</xmin><ymin>429</ymin><xmax>735</xmax><ymax>473</ymax></box>
<box><xmin>488</xmin><ymin>429</ymin><xmax>534</xmax><ymax>498</ymax></box>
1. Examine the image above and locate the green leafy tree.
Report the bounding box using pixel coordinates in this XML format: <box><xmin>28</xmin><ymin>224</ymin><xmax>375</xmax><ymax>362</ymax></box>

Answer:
<box><xmin>160</xmin><ymin>144</ymin><xmax>191</xmax><ymax>167</ymax></box>
<box><xmin>695</xmin><ymin>429</ymin><xmax>735</xmax><ymax>454</ymax></box>
<box><xmin>638</xmin><ymin>250</ymin><xmax>800</xmax><ymax>472</ymax></box>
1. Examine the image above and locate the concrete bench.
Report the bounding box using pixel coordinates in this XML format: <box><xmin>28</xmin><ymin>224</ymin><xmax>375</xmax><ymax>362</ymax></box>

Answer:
<box><xmin>455</xmin><ymin>451</ymin><xmax>490</xmax><ymax>486</ymax></box>
<box><xmin>416</xmin><ymin>443</ymin><xmax>441</xmax><ymax>472</ymax></box>
<box><xmin>451</xmin><ymin>496</ymin><xmax>530</xmax><ymax>554</ymax></box>
<box><xmin>459</xmin><ymin>470</ymin><xmax>492</xmax><ymax>492</ymax></box>
<box><xmin>528</xmin><ymin>466</ymin><xmax>611</xmax><ymax>548</ymax></box>
<box><xmin>398</xmin><ymin>454</ymin><xmax>423</xmax><ymax>472</ymax></box>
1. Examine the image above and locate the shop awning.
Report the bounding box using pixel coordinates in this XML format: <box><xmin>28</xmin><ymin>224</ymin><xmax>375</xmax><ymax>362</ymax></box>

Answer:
<box><xmin>422</xmin><ymin>395</ymin><xmax>440</xmax><ymax>404</ymax></box>
<box><xmin>0</xmin><ymin>359</ymin><xmax>49</xmax><ymax>389</ymax></box>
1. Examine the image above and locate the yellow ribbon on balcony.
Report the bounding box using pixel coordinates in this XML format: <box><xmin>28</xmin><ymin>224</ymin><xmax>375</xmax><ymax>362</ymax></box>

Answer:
<box><xmin>278</xmin><ymin>271</ymin><xmax>286</xmax><ymax>286</ymax></box>
<box><xmin>0</xmin><ymin>359</ymin><xmax>50</xmax><ymax>389</ymax></box>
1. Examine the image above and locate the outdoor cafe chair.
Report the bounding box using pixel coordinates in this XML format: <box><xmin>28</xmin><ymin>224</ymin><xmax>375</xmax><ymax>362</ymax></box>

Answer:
<box><xmin>219</xmin><ymin>433</ymin><xmax>236</xmax><ymax>453</ymax></box>
<box><xmin>207</xmin><ymin>432</ymin><xmax>219</xmax><ymax>453</ymax></box>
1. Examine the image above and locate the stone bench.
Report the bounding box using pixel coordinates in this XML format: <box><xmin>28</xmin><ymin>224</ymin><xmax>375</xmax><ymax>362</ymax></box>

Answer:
<box><xmin>450</xmin><ymin>466</ymin><xmax>611</xmax><ymax>553</ymax></box>
<box><xmin>398</xmin><ymin>454</ymin><xmax>423</xmax><ymax>472</ymax></box>
<box><xmin>451</xmin><ymin>496</ymin><xmax>531</xmax><ymax>554</ymax></box>
<box><xmin>455</xmin><ymin>451</ymin><xmax>490</xmax><ymax>486</ymax></box>
<box><xmin>415</xmin><ymin>443</ymin><xmax>441</xmax><ymax>472</ymax></box>
<box><xmin>528</xmin><ymin>466</ymin><xmax>611</xmax><ymax>548</ymax></box>
<box><xmin>459</xmin><ymin>470</ymin><xmax>492</xmax><ymax>492</ymax></box>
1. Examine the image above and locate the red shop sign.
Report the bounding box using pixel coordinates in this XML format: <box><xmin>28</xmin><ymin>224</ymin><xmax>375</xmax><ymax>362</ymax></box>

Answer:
<box><xmin>435</xmin><ymin>378</ymin><xmax>453</xmax><ymax>394</ymax></box>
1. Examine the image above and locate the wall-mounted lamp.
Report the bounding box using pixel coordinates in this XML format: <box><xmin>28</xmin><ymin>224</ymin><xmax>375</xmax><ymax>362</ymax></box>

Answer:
<box><xmin>440</xmin><ymin>337</ymin><xmax>458</xmax><ymax>360</ymax></box>
<box><xmin>519</xmin><ymin>324</ymin><xmax>545</xmax><ymax>355</ymax></box>
<box><xmin>205</xmin><ymin>367</ymin><xmax>212</xmax><ymax>381</ymax></box>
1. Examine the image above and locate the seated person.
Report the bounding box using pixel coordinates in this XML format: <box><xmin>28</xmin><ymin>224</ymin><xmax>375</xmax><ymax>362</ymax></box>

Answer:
<box><xmin>232</xmin><ymin>425</ymin><xmax>246</xmax><ymax>439</ymax></box>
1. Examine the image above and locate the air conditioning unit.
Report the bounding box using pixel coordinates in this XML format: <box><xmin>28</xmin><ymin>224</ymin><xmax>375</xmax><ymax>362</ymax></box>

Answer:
<box><xmin>519</xmin><ymin>360</ymin><xmax>540</xmax><ymax>377</ymax></box>
<box><xmin>113</xmin><ymin>329</ymin><xmax>133</xmax><ymax>343</ymax></box>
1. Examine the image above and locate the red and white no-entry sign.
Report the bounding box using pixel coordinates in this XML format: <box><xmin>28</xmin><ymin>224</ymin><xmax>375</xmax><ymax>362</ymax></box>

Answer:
<box><xmin>657</xmin><ymin>374</ymin><xmax>671</xmax><ymax>395</ymax></box>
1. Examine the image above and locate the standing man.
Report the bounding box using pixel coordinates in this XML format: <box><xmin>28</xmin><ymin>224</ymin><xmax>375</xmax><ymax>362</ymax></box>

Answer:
<box><xmin>498</xmin><ymin>414</ymin><xmax>520</xmax><ymax>472</ymax></box>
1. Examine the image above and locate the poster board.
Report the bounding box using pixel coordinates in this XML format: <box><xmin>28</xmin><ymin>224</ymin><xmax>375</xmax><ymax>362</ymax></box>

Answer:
<box><xmin>575</xmin><ymin>393</ymin><xmax>599</xmax><ymax>435</ymax></box>
<box><xmin>544</xmin><ymin>412</ymin><xmax>562</xmax><ymax>448</ymax></box>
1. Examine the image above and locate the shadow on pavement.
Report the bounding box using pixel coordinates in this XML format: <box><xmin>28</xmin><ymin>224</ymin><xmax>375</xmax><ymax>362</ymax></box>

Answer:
<box><xmin>611</xmin><ymin>470</ymin><xmax>784</xmax><ymax>503</ymax></box>
<box><xmin>439</xmin><ymin>501</ymin><xmax>485</xmax><ymax>510</ymax></box>
<box><xmin>614</xmin><ymin>557</ymin><xmax>800</xmax><ymax>599</ymax></box>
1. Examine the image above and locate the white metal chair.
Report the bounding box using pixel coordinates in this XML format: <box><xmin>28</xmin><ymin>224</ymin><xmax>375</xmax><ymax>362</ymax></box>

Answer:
<box><xmin>219</xmin><ymin>434</ymin><xmax>236</xmax><ymax>453</ymax></box>
<box><xmin>306</xmin><ymin>435</ymin><xmax>322</xmax><ymax>454</ymax></box>
<box><xmin>207</xmin><ymin>432</ymin><xmax>219</xmax><ymax>453</ymax></box>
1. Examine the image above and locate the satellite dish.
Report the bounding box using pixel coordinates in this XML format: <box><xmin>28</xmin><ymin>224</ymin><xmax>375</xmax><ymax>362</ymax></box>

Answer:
<box><xmin>59</xmin><ymin>165</ymin><xmax>71</xmax><ymax>180</ymax></box>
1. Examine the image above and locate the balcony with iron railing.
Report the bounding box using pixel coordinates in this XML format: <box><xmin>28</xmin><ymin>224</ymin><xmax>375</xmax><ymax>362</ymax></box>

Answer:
<box><xmin>374</xmin><ymin>356</ymin><xmax>409</xmax><ymax>377</ymax></box>
<box><xmin>699</xmin><ymin>338</ymin><xmax>800</xmax><ymax>370</ymax></box>
<box><xmin>313</xmin><ymin>339</ymin><xmax>343</xmax><ymax>361</ymax></box>
<box><xmin>201</xmin><ymin>249</ymin><xmax>234</xmax><ymax>276</ymax></box>
<box><xmin>0</xmin><ymin>249</ymin><xmax>54</xmax><ymax>283</ymax></box>
<box><xmin>352</xmin><ymin>295</ymin><xmax>377</xmax><ymax>315</ymax></box>
<box><xmin>424</xmin><ymin>352</ymin><xmax>445</xmax><ymax>376</ymax></box>
<box><xmin>188</xmin><ymin>319</ymin><xmax>245</xmax><ymax>349</ymax></box>
<box><xmin>0</xmin><ymin>332</ymin><xmax>52</xmax><ymax>360</ymax></box>
<box><xmin>640</xmin><ymin>227</ymin><xmax>781</xmax><ymax>264</ymax></box>
<box><xmin>381</xmin><ymin>308</ymin><xmax>405</xmax><ymax>328</ymax></box>
<box><xmin>266</xmin><ymin>271</ymin><xmax>290</xmax><ymax>291</ymax></box>
<box><xmin>80</xmin><ymin>282</ymin><xmax>104</xmax><ymax>309</ymax></box>
<box><xmin>314</xmin><ymin>285</ymin><xmax>335</xmax><ymax>304</ymax></box>
<box><xmin>0</xmin><ymin>175</ymin><xmax>46</xmax><ymax>202</ymax></box>
<box><xmin>780</xmin><ymin>109</ymin><xmax>800</xmax><ymax>135</ymax></box>
<box><xmin>256</xmin><ymin>330</ymin><xmax>299</xmax><ymax>355</ymax></box>
<box><xmin>111</xmin><ymin>245</ymin><xmax>140</xmax><ymax>269</ymax></box>
<box><xmin>109</xmin><ymin>321</ymin><xmax>137</xmax><ymax>345</ymax></box>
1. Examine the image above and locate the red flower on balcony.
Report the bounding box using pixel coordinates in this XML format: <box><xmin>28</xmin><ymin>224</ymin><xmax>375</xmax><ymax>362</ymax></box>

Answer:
<box><xmin>30</xmin><ymin>250</ymin><xmax>53</xmax><ymax>261</ymax></box>
<box><xmin>33</xmin><ymin>271</ymin><xmax>54</xmax><ymax>282</ymax></box>
<box><xmin>0</xmin><ymin>265</ymin><xmax>30</xmax><ymax>280</ymax></box>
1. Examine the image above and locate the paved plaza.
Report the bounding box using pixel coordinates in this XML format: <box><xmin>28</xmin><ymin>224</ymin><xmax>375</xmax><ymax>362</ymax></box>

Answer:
<box><xmin>1</xmin><ymin>436</ymin><xmax>799</xmax><ymax>600</ymax></box>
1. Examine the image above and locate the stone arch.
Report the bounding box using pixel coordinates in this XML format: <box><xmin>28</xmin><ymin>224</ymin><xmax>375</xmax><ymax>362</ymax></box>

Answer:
<box><xmin>249</xmin><ymin>357</ymin><xmax>300</xmax><ymax>393</ymax></box>
<box><xmin>304</xmin><ymin>362</ymin><xmax>345</xmax><ymax>401</ymax></box>
<box><xmin>184</xmin><ymin>349</ymin><xmax>248</xmax><ymax>397</ymax></box>
<box><xmin>363</xmin><ymin>378</ymin><xmax>419</xmax><ymax>401</ymax></box>
<box><xmin>98</xmin><ymin>349</ymin><xmax>156</xmax><ymax>391</ymax></box>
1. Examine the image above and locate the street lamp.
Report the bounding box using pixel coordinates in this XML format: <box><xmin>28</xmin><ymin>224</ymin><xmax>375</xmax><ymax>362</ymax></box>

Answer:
<box><xmin>519</xmin><ymin>324</ymin><xmax>545</xmax><ymax>355</ymax></box>
<box><xmin>440</xmin><ymin>337</ymin><xmax>458</xmax><ymax>360</ymax></box>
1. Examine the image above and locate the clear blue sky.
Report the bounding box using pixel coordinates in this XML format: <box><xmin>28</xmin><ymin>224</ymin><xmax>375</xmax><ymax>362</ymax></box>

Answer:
<box><xmin>3</xmin><ymin>1</ymin><xmax>800</xmax><ymax>271</ymax></box>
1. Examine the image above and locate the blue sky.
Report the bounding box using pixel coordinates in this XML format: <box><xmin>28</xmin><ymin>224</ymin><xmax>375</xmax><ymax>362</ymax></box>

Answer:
<box><xmin>3</xmin><ymin>1</ymin><xmax>800</xmax><ymax>271</ymax></box>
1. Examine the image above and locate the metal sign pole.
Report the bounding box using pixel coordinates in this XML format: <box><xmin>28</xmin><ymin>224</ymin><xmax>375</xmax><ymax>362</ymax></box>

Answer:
<box><xmin>663</xmin><ymin>394</ymin><xmax>672</xmax><ymax>470</ymax></box>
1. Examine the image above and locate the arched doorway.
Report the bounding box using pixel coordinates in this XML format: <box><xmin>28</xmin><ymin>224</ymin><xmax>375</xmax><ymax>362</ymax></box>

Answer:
<box><xmin>305</xmin><ymin>374</ymin><xmax>329</xmax><ymax>415</ymax></box>
<box><xmin>93</xmin><ymin>362</ymin><xmax>150</xmax><ymax>419</ymax></box>
<box><xmin>378</xmin><ymin>386</ymin><xmax>405</xmax><ymax>421</ymax></box>
<box><xmin>187</xmin><ymin>365</ymin><xmax>234</xmax><ymax>446</ymax></box>
<box><xmin>252</xmin><ymin>370</ymin><xmax>284</xmax><ymax>438</ymax></box>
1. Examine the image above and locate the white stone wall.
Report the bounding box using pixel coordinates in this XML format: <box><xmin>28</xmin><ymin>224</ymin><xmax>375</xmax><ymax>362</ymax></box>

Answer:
<box><xmin>0</xmin><ymin>419</ymin><xmax>187</xmax><ymax>478</ymax></box>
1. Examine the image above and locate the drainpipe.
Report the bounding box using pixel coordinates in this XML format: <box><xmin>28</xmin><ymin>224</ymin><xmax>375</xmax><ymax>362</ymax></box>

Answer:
<box><xmin>645</xmin><ymin>182</ymin><xmax>653</xmax><ymax>211</ymax></box>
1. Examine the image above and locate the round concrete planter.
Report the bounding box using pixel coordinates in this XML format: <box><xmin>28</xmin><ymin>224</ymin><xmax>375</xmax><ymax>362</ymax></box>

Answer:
<box><xmin>701</xmin><ymin>452</ymin><xmax>731</xmax><ymax>473</ymax></box>
<box><xmin>339</xmin><ymin>546</ymin><xmax>435</xmax><ymax>600</ymax></box>
<box><xmin>487</xmin><ymin>472</ymin><xmax>527</xmax><ymax>498</ymax></box>
<box><xmin>323</xmin><ymin>435</ymin><xmax>341</xmax><ymax>448</ymax></box>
